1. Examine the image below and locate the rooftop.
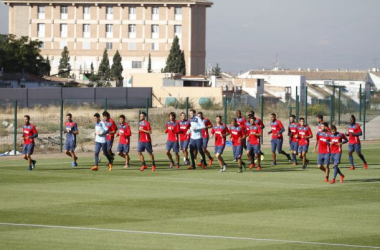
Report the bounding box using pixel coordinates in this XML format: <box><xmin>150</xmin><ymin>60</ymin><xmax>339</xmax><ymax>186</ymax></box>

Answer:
<box><xmin>3</xmin><ymin>0</ymin><xmax>213</xmax><ymax>6</ymax></box>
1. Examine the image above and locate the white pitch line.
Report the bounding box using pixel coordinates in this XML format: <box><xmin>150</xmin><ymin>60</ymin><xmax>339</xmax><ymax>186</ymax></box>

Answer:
<box><xmin>0</xmin><ymin>223</ymin><xmax>379</xmax><ymax>249</ymax></box>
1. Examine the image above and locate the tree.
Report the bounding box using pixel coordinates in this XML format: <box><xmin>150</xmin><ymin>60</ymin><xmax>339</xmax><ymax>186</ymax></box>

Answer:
<box><xmin>0</xmin><ymin>34</ymin><xmax>44</xmax><ymax>75</ymax></box>
<box><xmin>44</xmin><ymin>56</ymin><xmax>51</xmax><ymax>76</ymax></box>
<box><xmin>163</xmin><ymin>36</ymin><xmax>186</xmax><ymax>75</ymax></box>
<box><xmin>89</xmin><ymin>62</ymin><xmax>99</xmax><ymax>82</ymax></box>
<box><xmin>211</xmin><ymin>63</ymin><xmax>221</xmax><ymax>77</ymax></box>
<box><xmin>147</xmin><ymin>53</ymin><xmax>152</xmax><ymax>73</ymax></box>
<box><xmin>111</xmin><ymin>50</ymin><xmax>123</xmax><ymax>83</ymax></box>
<box><xmin>98</xmin><ymin>49</ymin><xmax>110</xmax><ymax>80</ymax></box>
<box><xmin>58</xmin><ymin>46</ymin><xmax>71</xmax><ymax>78</ymax></box>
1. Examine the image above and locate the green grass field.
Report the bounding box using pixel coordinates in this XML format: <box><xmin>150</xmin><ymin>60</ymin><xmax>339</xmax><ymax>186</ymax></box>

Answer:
<box><xmin>1</xmin><ymin>143</ymin><xmax>380</xmax><ymax>250</ymax></box>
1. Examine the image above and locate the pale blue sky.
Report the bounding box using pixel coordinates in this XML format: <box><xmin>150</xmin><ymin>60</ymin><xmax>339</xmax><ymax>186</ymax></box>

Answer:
<box><xmin>1</xmin><ymin>0</ymin><xmax>380</xmax><ymax>73</ymax></box>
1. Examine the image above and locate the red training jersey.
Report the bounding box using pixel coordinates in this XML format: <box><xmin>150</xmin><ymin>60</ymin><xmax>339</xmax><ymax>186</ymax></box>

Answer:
<box><xmin>165</xmin><ymin>121</ymin><xmax>180</xmax><ymax>142</ymax></box>
<box><xmin>270</xmin><ymin>119</ymin><xmax>284</xmax><ymax>139</ymax></box>
<box><xmin>139</xmin><ymin>120</ymin><xmax>151</xmax><ymax>143</ymax></box>
<box><xmin>117</xmin><ymin>122</ymin><xmax>131</xmax><ymax>145</ymax></box>
<box><xmin>23</xmin><ymin>123</ymin><xmax>38</xmax><ymax>145</ymax></box>
<box><xmin>105</xmin><ymin>118</ymin><xmax>118</xmax><ymax>141</ymax></box>
<box><xmin>289</xmin><ymin>122</ymin><xmax>299</xmax><ymax>142</ymax></box>
<box><xmin>254</xmin><ymin>117</ymin><xmax>265</xmax><ymax>129</ymax></box>
<box><xmin>297</xmin><ymin>126</ymin><xmax>313</xmax><ymax>146</ymax></box>
<box><xmin>316</xmin><ymin>131</ymin><xmax>331</xmax><ymax>154</ymax></box>
<box><xmin>317</xmin><ymin>122</ymin><xmax>330</xmax><ymax>132</ymax></box>
<box><xmin>201</xmin><ymin>118</ymin><xmax>212</xmax><ymax>138</ymax></box>
<box><xmin>236</xmin><ymin>117</ymin><xmax>246</xmax><ymax>128</ymax></box>
<box><xmin>329</xmin><ymin>132</ymin><xmax>347</xmax><ymax>154</ymax></box>
<box><xmin>211</xmin><ymin>124</ymin><xmax>229</xmax><ymax>146</ymax></box>
<box><xmin>347</xmin><ymin>123</ymin><xmax>362</xmax><ymax>144</ymax></box>
<box><xmin>229</xmin><ymin>125</ymin><xmax>245</xmax><ymax>146</ymax></box>
<box><xmin>248</xmin><ymin>125</ymin><xmax>261</xmax><ymax>145</ymax></box>
<box><xmin>178</xmin><ymin>120</ymin><xmax>191</xmax><ymax>142</ymax></box>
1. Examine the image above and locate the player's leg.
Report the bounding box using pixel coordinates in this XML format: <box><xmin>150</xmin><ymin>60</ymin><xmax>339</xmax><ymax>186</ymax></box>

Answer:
<box><xmin>197</xmin><ymin>139</ymin><xmax>207</xmax><ymax>168</ymax></box>
<box><xmin>146</xmin><ymin>143</ymin><xmax>156</xmax><ymax>171</ymax></box>
<box><xmin>166</xmin><ymin>141</ymin><xmax>174</xmax><ymax>168</ymax></box>
<box><xmin>347</xmin><ymin>144</ymin><xmax>355</xmax><ymax>169</ymax></box>
<box><xmin>278</xmin><ymin>139</ymin><xmax>291</xmax><ymax>161</ymax></box>
<box><xmin>317</xmin><ymin>153</ymin><xmax>326</xmax><ymax>172</ymax></box>
<box><xmin>291</xmin><ymin>142</ymin><xmax>298</xmax><ymax>165</ymax></box>
<box><xmin>324</xmin><ymin>154</ymin><xmax>330</xmax><ymax>182</ymax></box>
<box><xmin>203</xmin><ymin>138</ymin><xmax>213</xmax><ymax>164</ymax></box>
<box><xmin>92</xmin><ymin>142</ymin><xmax>101</xmax><ymax>171</ymax></box>
<box><xmin>174</xmin><ymin>142</ymin><xmax>180</xmax><ymax>168</ymax></box>
<box><xmin>189</xmin><ymin>140</ymin><xmax>196</xmax><ymax>169</ymax></box>
<box><xmin>236</xmin><ymin>145</ymin><xmax>244</xmax><ymax>173</ymax></box>
<box><xmin>101</xmin><ymin>143</ymin><xmax>113</xmax><ymax>171</ymax></box>
<box><xmin>355</xmin><ymin>144</ymin><xmax>367</xmax><ymax>169</ymax></box>
<box><xmin>271</xmin><ymin>139</ymin><xmax>277</xmax><ymax>165</ymax></box>
<box><xmin>117</xmin><ymin>143</ymin><xmax>126</xmax><ymax>159</ymax></box>
<box><xmin>107</xmin><ymin>140</ymin><xmax>115</xmax><ymax>161</ymax></box>
<box><xmin>254</xmin><ymin>145</ymin><xmax>261</xmax><ymax>170</ymax></box>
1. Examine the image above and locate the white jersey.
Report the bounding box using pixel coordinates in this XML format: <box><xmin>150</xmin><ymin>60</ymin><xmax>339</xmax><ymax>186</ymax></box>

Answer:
<box><xmin>189</xmin><ymin>116</ymin><xmax>205</xmax><ymax>140</ymax></box>
<box><xmin>95</xmin><ymin>121</ymin><xmax>108</xmax><ymax>143</ymax></box>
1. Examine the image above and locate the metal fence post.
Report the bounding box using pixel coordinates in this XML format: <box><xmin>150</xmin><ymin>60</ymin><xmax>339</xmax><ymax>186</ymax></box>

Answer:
<box><xmin>305</xmin><ymin>86</ymin><xmax>308</xmax><ymax>124</ymax></box>
<box><xmin>260</xmin><ymin>95</ymin><xmax>264</xmax><ymax>145</ymax></box>
<box><xmin>338</xmin><ymin>87</ymin><xmax>341</xmax><ymax>126</ymax></box>
<box><xmin>60</xmin><ymin>99</ymin><xmax>63</xmax><ymax>153</ymax></box>
<box><xmin>185</xmin><ymin>97</ymin><xmax>189</xmax><ymax>119</ymax></box>
<box><xmin>13</xmin><ymin>100</ymin><xmax>18</xmax><ymax>155</ymax></box>
<box><xmin>223</xmin><ymin>96</ymin><xmax>227</xmax><ymax>125</ymax></box>
<box><xmin>138</xmin><ymin>110</ymin><xmax>142</xmax><ymax>141</ymax></box>
<box><xmin>359</xmin><ymin>84</ymin><xmax>362</xmax><ymax>121</ymax></box>
<box><xmin>330</xmin><ymin>95</ymin><xmax>334</xmax><ymax>126</ymax></box>
<box><xmin>105</xmin><ymin>98</ymin><xmax>108</xmax><ymax>111</ymax></box>
<box><xmin>146</xmin><ymin>97</ymin><xmax>149</xmax><ymax>121</ymax></box>
<box><xmin>295</xmin><ymin>86</ymin><xmax>299</xmax><ymax>121</ymax></box>
<box><xmin>363</xmin><ymin>95</ymin><xmax>366</xmax><ymax>140</ymax></box>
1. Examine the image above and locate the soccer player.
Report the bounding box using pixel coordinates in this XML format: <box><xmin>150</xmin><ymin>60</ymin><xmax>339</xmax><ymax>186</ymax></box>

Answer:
<box><xmin>313</xmin><ymin>122</ymin><xmax>331</xmax><ymax>182</ymax></box>
<box><xmin>22</xmin><ymin>115</ymin><xmax>38</xmax><ymax>171</ymax></box>
<box><xmin>267</xmin><ymin>113</ymin><xmax>291</xmax><ymax>165</ymax></box>
<box><xmin>64</xmin><ymin>113</ymin><xmax>79</xmax><ymax>167</ymax></box>
<box><xmin>188</xmin><ymin>109</ymin><xmax>207</xmax><ymax>170</ymax></box>
<box><xmin>210</xmin><ymin>115</ymin><xmax>230</xmax><ymax>172</ymax></box>
<box><xmin>196</xmin><ymin>112</ymin><xmax>214</xmax><ymax>166</ymax></box>
<box><xmin>297</xmin><ymin>118</ymin><xmax>313</xmax><ymax>169</ymax></box>
<box><xmin>116</xmin><ymin>115</ymin><xmax>131</xmax><ymax>168</ymax></box>
<box><xmin>103</xmin><ymin>111</ymin><xmax>118</xmax><ymax>161</ymax></box>
<box><xmin>248</xmin><ymin>110</ymin><xmax>265</xmax><ymax>156</ymax></box>
<box><xmin>316</xmin><ymin>114</ymin><xmax>330</xmax><ymax>132</ymax></box>
<box><xmin>247</xmin><ymin>116</ymin><xmax>262</xmax><ymax>170</ymax></box>
<box><xmin>244</xmin><ymin>115</ymin><xmax>255</xmax><ymax>167</ymax></box>
<box><xmin>91</xmin><ymin>113</ymin><xmax>113</xmax><ymax>171</ymax></box>
<box><xmin>138</xmin><ymin>112</ymin><xmax>156</xmax><ymax>171</ymax></box>
<box><xmin>236</xmin><ymin>110</ymin><xmax>247</xmax><ymax>149</ymax></box>
<box><xmin>346</xmin><ymin>115</ymin><xmax>368</xmax><ymax>170</ymax></box>
<box><xmin>329</xmin><ymin>125</ymin><xmax>348</xmax><ymax>184</ymax></box>
<box><xmin>230</xmin><ymin>118</ymin><xmax>246</xmax><ymax>173</ymax></box>
<box><xmin>288</xmin><ymin>115</ymin><xmax>299</xmax><ymax>166</ymax></box>
<box><xmin>165</xmin><ymin>112</ymin><xmax>180</xmax><ymax>169</ymax></box>
<box><xmin>178</xmin><ymin>112</ymin><xmax>191</xmax><ymax>165</ymax></box>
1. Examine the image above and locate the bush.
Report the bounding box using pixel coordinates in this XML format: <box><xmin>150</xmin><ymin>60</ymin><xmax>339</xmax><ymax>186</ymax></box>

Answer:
<box><xmin>200</xmin><ymin>98</ymin><xmax>222</xmax><ymax>110</ymax></box>
<box><xmin>0</xmin><ymin>127</ymin><xmax>8</xmax><ymax>137</ymax></box>
<box><xmin>307</xmin><ymin>104</ymin><xmax>329</xmax><ymax>116</ymax></box>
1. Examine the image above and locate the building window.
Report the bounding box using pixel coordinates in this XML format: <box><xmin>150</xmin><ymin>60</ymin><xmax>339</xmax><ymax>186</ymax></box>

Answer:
<box><xmin>129</xmin><ymin>6</ymin><xmax>136</xmax><ymax>20</ymax></box>
<box><xmin>106</xmin><ymin>24</ymin><xmax>113</xmax><ymax>38</ymax></box>
<box><xmin>151</xmin><ymin>25</ymin><xmax>159</xmax><ymax>39</ymax></box>
<box><xmin>106</xmin><ymin>42</ymin><xmax>113</xmax><ymax>50</ymax></box>
<box><xmin>83</xmin><ymin>6</ymin><xmax>90</xmax><ymax>19</ymax></box>
<box><xmin>152</xmin><ymin>6</ymin><xmax>159</xmax><ymax>20</ymax></box>
<box><xmin>60</xmin><ymin>24</ymin><xmax>68</xmax><ymax>38</ymax></box>
<box><xmin>83</xmin><ymin>24</ymin><xmax>90</xmax><ymax>38</ymax></box>
<box><xmin>60</xmin><ymin>41</ymin><xmax>67</xmax><ymax>49</ymax></box>
<box><xmin>38</xmin><ymin>41</ymin><xmax>45</xmax><ymax>49</ymax></box>
<box><xmin>61</xmin><ymin>6</ymin><xmax>68</xmax><ymax>19</ymax></box>
<box><xmin>106</xmin><ymin>6</ymin><xmax>113</xmax><ymax>20</ymax></box>
<box><xmin>132</xmin><ymin>61</ymin><xmax>142</xmax><ymax>69</ymax></box>
<box><xmin>174</xmin><ymin>25</ymin><xmax>182</xmax><ymax>39</ymax></box>
<box><xmin>128</xmin><ymin>24</ymin><xmax>136</xmax><ymax>38</ymax></box>
<box><xmin>128</xmin><ymin>43</ymin><xmax>136</xmax><ymax>51</ymax></box>
<box><xmin>38</xmin><ymin>6</ymin><xmax>45</xmax><ymax>19</ymax></box>
<box><xmin>152</xmin><ymin>42</ymin><xmax>159</xmax><ymax>51</ymax></box>
<box><xmin>174</xmin><ymin>7</ymin><xmax>182</xmax><ymax>21</ymax></box>
<box><xmin>82</xmin><ymin>42</ymin><xmax>90</xmax><ymax>50</ymax></box>
<box><xmin>37</xmin><ymin>23</ymin><xmax>45</xmax><ymax>37</ymax></box>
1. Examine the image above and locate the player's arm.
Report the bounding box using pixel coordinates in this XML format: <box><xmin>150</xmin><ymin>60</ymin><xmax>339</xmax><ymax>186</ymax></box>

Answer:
<box><xmin>72</xmin><ymin>123</ymin><xmax>79</xmax><ymax>135</ymax></box>
<box><xmin>164</xmin><ymin>125</ymin><xmax>169</xmax><ymax>134</ymax></box>
<box><xmin>313</xmin><ymin>135</ymin><xmax>319</xmax><ymax>153</ymax></box>
<box><xmin>207</xmin><ymin>120</ymin><xmax>213</xmax><ymax>129</ymax></box>
<box><xmin>223</xmin><ymin>127</ymin><xmax>230</xmax><ymax>137</ymax></box>
<box><xmin>352</xmin><ymin>125</ymin><xmax>363</xmax><ymax>137</ymax></box>
<box><xmin>278</xmin><ymin>122</ymin><xmax>285</xmax><ymax>135</ymax></box>
<box><xmin>255</xmin><ymin>127</ymin><xmax>262</xmax><ymax>137</ymax></box>
<box><xmin>99</xmin><ymin>122</ymin><xmax>109</xmax><ymax>135</ymax></box>
<box><xmin>306</xmin><ymin>128</ymin><xmax>313</xmax><ymax>139</ymax></box>
<box><xmin>342</xmin><ymin>134</ymin><xmax>348</xmax><ymax>144</ymax></box>
<box><xmin>29</xmin><ymin>126</ymin><xmax>38</xmax><ymax>138</ymax></box>
<box><xmin>196</xmin><ymin>117</ymin><xmax>206</xmax><ymax>131</ymax></box>
<box><xmin>210</xmin><ymin>128</ymin><xmax>215</xmax><ymax>138</ymax></box>
<box><xmin>109</xmin><ymin>122</ymin><xmax>117</xmax><ymax>135</ymax></box>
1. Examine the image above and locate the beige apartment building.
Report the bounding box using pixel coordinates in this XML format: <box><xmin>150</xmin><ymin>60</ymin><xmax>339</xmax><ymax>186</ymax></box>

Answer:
<box><xmin>4</xmin><ymin>0</ymin><xmax>213</xmax><ymax>78</ymax></box>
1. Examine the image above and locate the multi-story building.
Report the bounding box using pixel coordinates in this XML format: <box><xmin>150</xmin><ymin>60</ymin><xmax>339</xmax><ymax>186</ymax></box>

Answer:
<box><xmin>4</xmin><ymin>0</ymin><xmax>213</xmax><ymax>78</ymax></box>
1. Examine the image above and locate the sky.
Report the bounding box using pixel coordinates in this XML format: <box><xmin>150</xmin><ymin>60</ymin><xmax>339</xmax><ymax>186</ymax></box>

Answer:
<box><xmin>1</xmin><ymin>0</ymin><xmax>380</xmax><ymax>73</ymax></box>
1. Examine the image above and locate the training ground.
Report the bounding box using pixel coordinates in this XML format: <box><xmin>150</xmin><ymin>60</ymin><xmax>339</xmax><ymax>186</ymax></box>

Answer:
<box><xmin>0</xmin><ymin>141</ymin><xmax>380</xmax><ymax>250</ymax></box>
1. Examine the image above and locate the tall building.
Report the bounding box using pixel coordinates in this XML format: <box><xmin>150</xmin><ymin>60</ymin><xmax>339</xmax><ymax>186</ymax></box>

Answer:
<box><xmin>4</xmin><ymin>0</ymin><xmax>213</xmax><ymax>77</ymax></box>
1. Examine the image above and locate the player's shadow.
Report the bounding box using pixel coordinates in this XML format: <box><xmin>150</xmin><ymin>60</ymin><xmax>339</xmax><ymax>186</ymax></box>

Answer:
<box><xmin>262</xmin><ymin>167</ymin><xmax>303</xmax><ymax>172</ymax></box>
<box><xmin>345</xmin><ymin>178</ymin><xmax>380</xmax><ymax>183</ymax></box>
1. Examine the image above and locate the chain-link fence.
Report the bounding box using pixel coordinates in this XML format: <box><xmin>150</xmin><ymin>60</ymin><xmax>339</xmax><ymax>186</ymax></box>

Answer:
<box><xmin>1</xmin><ymin>90</ymin><xmax>379</xmax><ymax>154</ymax></box>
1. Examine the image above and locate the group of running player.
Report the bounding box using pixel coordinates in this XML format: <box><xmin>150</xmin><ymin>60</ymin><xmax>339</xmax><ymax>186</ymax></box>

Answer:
<box><xmin>21</xmin><ymin>109</ymin><xmax>368</xmax><ymax>184</ymax></box>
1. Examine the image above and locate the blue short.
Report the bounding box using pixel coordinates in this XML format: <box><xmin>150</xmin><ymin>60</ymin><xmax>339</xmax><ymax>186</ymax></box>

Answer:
<box><xmin>22</xmin><ymin>144</ymin><xmax>34</xmax><ymax>155</ymax></box>
<box><xmin>331</xmin><ymin>153</ymin><xmax>342</xmax><ymax>165</ymax></box>
<box><xmin>317</xmin><ymin>153</ymin><xmax>330</xmax><ymax>165</ymax></box>
<box><xmin>65</xmin><ymin>140</ymin><xmax>76</xmax><ymax>151</ymax></box>
<box><xmin>251</xmin><ymin>144</ymin><xmax>261</xmax><ymax>154</ymax></box>
<box><xmin>246</xmin><ymin>141</ymin><xmax>253</xmax><ymax>151</ymax></box>
<box><xmin>298</xmin><ymin>145</ymin><xmax>309</xmax><ymax>153</ymax></box>
<box><xmin>214</xmin><ymin>145</ymin><xmax>225</xmax><ymax>154</ymax></box>
<box><xmin>348</xmin><ymin>143</ymin><xmax>361</xmax><ymax>153</ymax></box>
<box><xmin>117</xmin><ymin>143</ymin><xmax>130</xmax><ymax>154</ymax></box>
<box><xmin>190</xmin><ymin>138</ymin><xmax>203</xmax><ymax>151</ymax></box>
<box><xmin>106</xmin><ymin>140</ymin><xmax>114</xmax><ymax>151</ymax></box>
<box><xmin>271</xmin><ymin>138</ymin><xmax>283</xmax><ymax>153</ymax></box>
<box><xmin>138</xmin><ymin>142</ymin><xmax>153</xmax><ymax>153</ymax></box>
<box><xmin>233</xmin><ymin>145</ymin><xmax>243</xmax><ymax>159</ymax></box>
<box><xmin>166</xmin><ymin>141</ymin><xmax>179</xmax><ymax>153</ymax></box>
<box><xmin>290</xmin><ymin>141</ymin><xmax>299</xmax><ymax>152</ymax></box>
<box><xmin>180</xmin><ymin>140</ymin><xmax>189</xmax><ymax>150</ymax></box>
<box><xmin>202</xmin><ymin>138</ymin><xmax>209</xmax><ymax>149</ymax></box>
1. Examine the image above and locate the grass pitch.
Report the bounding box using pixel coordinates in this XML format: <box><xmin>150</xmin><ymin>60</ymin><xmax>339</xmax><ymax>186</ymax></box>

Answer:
<box><xmin>0</xmin><ymin>142</ymin><xmax>380</xmax><ymax>250</ymax></box>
